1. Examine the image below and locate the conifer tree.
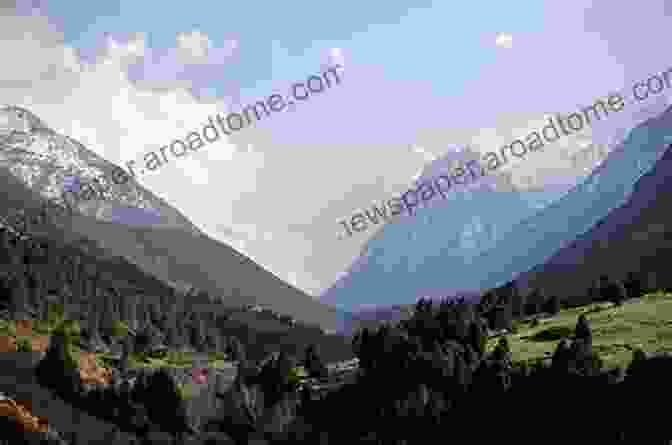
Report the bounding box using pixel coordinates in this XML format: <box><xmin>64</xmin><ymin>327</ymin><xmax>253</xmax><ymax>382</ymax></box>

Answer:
<box><xmin>9</xmin><ymin>274</ymin><xmax>31</xmax><ymax>318</ymax></box>
<box><xmin>545</xmin><ymin>295</ymin><xmax>561</xmax><ymax>315</ymax></box>
<box><xmin>624</xmin><ymin>271</ymin><xmax>643</xmax><ymax>300</ymax></box>
<box><xmin>228</xmin><ymin>336</ymin><xmax>245</xmax><ymax>362</ymax></box>
<box><xmin>575</xmin><ymin>314</ymin><xmax>592</xmax><ymax>342</ymax></box>
<box><xmin>189</xmin><ymin>313</ymin><xmax>207</xmax><ymax>352</ymax></box>
<box><xmin>304</xmin><ymin>344</ymin><xmax>327</xmax><ymax>379</ymax></box>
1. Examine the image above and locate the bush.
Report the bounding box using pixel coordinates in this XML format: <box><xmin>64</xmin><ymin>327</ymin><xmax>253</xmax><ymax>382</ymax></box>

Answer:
<box><xmin>144</xmin><ymin>369</ymin><xmax>192</xmax><ymax>435</ymax></box>
<box><xmin>109</xmin><ymin>320</ymin><xmax>130</xmax><ymax>339</ymax></box>
<box><xmin>47</xmin><ymin>303</ymin><xmax>65</xmax><ymax>328</ymax></box>
<box><xmin>208</xmin><ymin>351</ymin><xmax>227</xmax><ymax>362</ymax></box>
<box><xmin>0</xmin><ymin>320</ymin><xmax>16</xmax><ymax>337</ymax></box>
<box><xmin>176</xmin><ymin>382</ymin><xmax>193</xmax><ymax>400</ymax></box>
<box><xmin>15</xmin><ymin>336</ymin><xmax>31</xmax><ymax>352</ymax></box>
<box><xmin>529</xmin><ymin>326</ymin><xmax>574</xmax><ymax>342</ymax></box>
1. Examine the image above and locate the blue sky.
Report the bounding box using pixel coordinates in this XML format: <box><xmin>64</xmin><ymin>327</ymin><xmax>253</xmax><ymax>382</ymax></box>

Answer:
<box><xmin>50</xmin><ymin>0</ymin><xmax>550</xmax><ymax>103</ymax></box>
<box><xmin>4</xmin><ymin>0</ymin><xmax>672</xmax><ymax>299</ymax></box>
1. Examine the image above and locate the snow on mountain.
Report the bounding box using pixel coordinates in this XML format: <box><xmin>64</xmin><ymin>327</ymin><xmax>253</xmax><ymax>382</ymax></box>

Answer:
<box><xmin>0</xmin><ymin>105</ymin><xmax>201</xmax><ymax>234</ymax></box>
<box><xmin>322</xmin><ymin>106</ymin><xmax>672</xmax><ymax>313</ymax></box>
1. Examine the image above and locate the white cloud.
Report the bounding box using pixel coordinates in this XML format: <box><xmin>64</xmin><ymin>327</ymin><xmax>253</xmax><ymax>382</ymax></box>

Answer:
<box><xmin>495</xmin><ymin>32</ymin><xmax>513</xmax><ymax>49</ymax></box>
<box><xmin>0</xmin><ymin>8</ymin><xmax>279</xmax><ymax>280</ymax></box>
<box><xmin>176</xmin><ymin>30</ymin><xmax>212</xmax><ymax>63</ymax></box>
<box><xmin>2</xmin><ymin>6</ymin><xmax>620</xmax><ymax>300</ymax></box>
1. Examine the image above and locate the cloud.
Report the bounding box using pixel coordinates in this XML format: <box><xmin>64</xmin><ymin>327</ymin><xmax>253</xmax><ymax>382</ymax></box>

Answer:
<box><xmin>495</xmin><ymin>32</ymin><xmax>513</xmax><ymax>49</ymax></box>
<box><xmin>7</xmin><ymin>1</ymin><xmax>669</xmax><ymax>301</ymax></box>
<box><xmin>0</xmin><ymin>5</ymin><xmax>276</xmax><ymax>277</ymax></box>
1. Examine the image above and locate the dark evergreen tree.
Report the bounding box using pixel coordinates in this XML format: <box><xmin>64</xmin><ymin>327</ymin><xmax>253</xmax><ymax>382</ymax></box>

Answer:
<box><xmin>545</xmin><ymin>294</ymin><xmax>561</xmax><ymax>315</ymax></box>
<box><xmin>623</xmin><ymin>271</ymin><xmax>643</xmax><ymax>300</ymax></box>
<box><xmin>525</xmin><ymin>288</ymin><xmax>544</xmax><ymax>316</ymax></box>
<box><xmin>189</xmin><ymin>313</ymin><xmax>207</xmax><ymax>352</ymax></box>
<box><xmin>503</xmin><ymin>280</ymin><xmax>525</xmax><ymax>318</ymax></box>
<box><xmin>478</xmin><ymin>290</ymin><xmax>498</xmax><ymax>316</ymax></box>
<box><xmin>100</xmin><ymin>289</ymin><xmax>119</xmax><ymax>341</ymax></box>
<box><xmin>490</xmin><ymin>303</ymin><xmax>512</xmax><ymax>332</ymax></box>
<box><xmin>227</xmin><ymin>336</ymin><xmax>245</xmax><ymax>362</ymax></box>
<box><xmin>9</xmin><ymin>274</ymin><xmax>31</xmax><ymax>318</ymax></box>
<box><xmin>575</xmin><ymin>314</ymin><xmax>592</xmax><ymax>342</ymax></box>
<box><xmin>120</xmin><ymin>334</ymin><xmax>132</xmax><ymax>374</ymax></box>
<box><xmin>144</xmin><ymin>368</ymin><xmax>193</xmax><ymax>439</ymax></box>
<box><xmin>599</xmin><ymin>275</ymin><xmax>627</xmax><ymax>306</ymax></box>
<box><xmin>304</xmin><ymin>344</ymin><xmax>328</xmax><ymax>379</ymax></box>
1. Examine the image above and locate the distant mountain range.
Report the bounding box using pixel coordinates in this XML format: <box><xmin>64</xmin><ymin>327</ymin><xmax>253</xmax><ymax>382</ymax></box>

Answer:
<box><xmin>0</xmin><ymin>105</ymin><xmax>345</xmax><ymax>332</ymax></box>
<box><xmin>519</xmin><ymin>132</ymin><xmax>672</xmax><ymax>300</ymax></box>
<box><xmin>322</xmin><ymin>103</ymin><xmax>672</xmax><ymax>318</ymax></box>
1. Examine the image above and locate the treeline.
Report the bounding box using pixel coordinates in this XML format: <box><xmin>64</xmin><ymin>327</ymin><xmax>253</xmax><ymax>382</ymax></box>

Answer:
<box><xmin>477</xmin><ymin>272</ymin><xmax>644</xmax><ymax>333</ymax></box>
<box><xmin>283</xmin><ymin>293</ymin><xmax>668</xmax><ymax>445</ymax></box>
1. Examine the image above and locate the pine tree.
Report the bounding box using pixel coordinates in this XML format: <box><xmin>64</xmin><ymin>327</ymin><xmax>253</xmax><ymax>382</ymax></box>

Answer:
<box><xmin>228</xmin><ymin>337</ymin><xmax>245</xmax><ymax>362</ymax></box>
<box><xmin>525</xmin><ymin>288</ymin><xmax>543</xmax><ymax>316</ymax></box>
<box><xmin>545</xmin><ymin>295</ymin><xmax>561</xmax><ymax>315</ymax></box>
<box><xmin>304</xmin><ymin>344</ymin><xmax>327</xmax><ymax>379</ymax></box>
<box><xmin>599</xmin><ymin>275</ymin><xmax>627</xmax><ymax>306</ymax></box>
<box><xmin>189</xmin><ymin>313</ymin><xmax>207</xmax><ymax>352</ymax></box>
<box><xmin>575</xmin><ymin>314</ymin><xmax>592</xmax><ymax>342</ymax></box>
<box><xmin>99</xmin><ymin>289</ymin><xmax>118</xmax><ymax>340</ymax></box>
<box><xmin>624</xmin><ymin>271</ymin><xmax>643</xmax><ymax>300</ymax></box>
<box><xmin>9</xmin><ymin>274</ymin><xmax>31</xmax><ymax>318</ymax></box>
<box><xmin>503</xmin><ymin>280</ymin><xmax>525</xmax><ymax>318</ymax></box>
<box><xmin>120</xmin><ymin>335</ymin><xmax>131</xmax><ymax>374</ymax></box>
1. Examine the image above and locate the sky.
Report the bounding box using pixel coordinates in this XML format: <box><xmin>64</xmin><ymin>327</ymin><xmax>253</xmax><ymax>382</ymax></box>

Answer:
<box><xmin>2</xmin><ymin>0</ymin><xmax>672</xmax><ymax>298</ymax></box>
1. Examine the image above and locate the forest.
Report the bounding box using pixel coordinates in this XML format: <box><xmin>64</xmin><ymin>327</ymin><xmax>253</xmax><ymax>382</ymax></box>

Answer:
<box><xmin>0</xmin><ymin>202</ymin><xmax>670</xmax><ymax>444</ymax></box>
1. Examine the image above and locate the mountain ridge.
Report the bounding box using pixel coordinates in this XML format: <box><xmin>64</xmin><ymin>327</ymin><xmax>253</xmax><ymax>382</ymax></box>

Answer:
<box><xmin>0</xmin><ymin>105</ymin><xmax>344</xmax><ymax>331</ymax></box>
<box><xmin>323</xmin><ymin>104</ymin><xmax>672</xmax><ymax>312</ymax></box>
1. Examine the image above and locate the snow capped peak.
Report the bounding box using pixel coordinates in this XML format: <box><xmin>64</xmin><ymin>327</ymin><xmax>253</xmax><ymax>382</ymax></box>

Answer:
<box><xmin>0</xmin><ymin>105</ymin><xmax>201</xmax><ymax>235</ymax></box>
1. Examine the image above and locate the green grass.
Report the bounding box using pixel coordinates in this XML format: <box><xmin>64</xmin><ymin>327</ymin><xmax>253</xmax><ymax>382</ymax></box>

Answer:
<box><xmin>119</xmin><ymin>349</ymin><xmax>233</xmax><ymax>370</ymax></box>
<box><xmin>488</xmin><ymin>292</ymin><xmax>672</xmax><ymax>370</ymax></box>
<box><xmin>176</xmin><ymin>382</ymin><xmax>194</xmax><ymax>400</ymax></box>
<box><xmin>0</xmin><ymin>320</ymin><xmax>17</xmax><ymax>337</ymax></box>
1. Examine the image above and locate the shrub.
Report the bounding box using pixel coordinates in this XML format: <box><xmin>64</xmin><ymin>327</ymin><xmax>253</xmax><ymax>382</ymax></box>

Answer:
<box><xmin>47</xmin><ymin>303</ymin><xmax>65</xmax><ymax>329</ymax></box>
<box><xmin>176</xmin><ymin>382</ymin><xmax>193</xmax><ymax>400</ymax></box>
<box><xmin>208</xmin><ymin>351</ymin><xmax>227</xmax><ymax>362</ymax></box>
<box><xmin>0</xmin><ymin>320</ymin><xmax>16</xmax><ymax>337</ymax></box>
<box><xmin>15</xmin><ymin>336</ymin><xmax>31</xmax><ymax>352</ymax></box>
<box><xmin>109</xmin><ymin>320</ymin><xmax>130</xmax><ymax>339</ymax></box>
<box><xmin>144</xmin><ymin>369</ymin><xmax>192</xmax><ymax>435</ymax></box>
<box><xmin>529</xmin><ymin>326</ymin><xmax>574</xmax><ymax>342</ymax></box>
<box><xmin>545</xmin><ymin>295</ymin><xmax>561</xmax><ymax>315</ymax></box>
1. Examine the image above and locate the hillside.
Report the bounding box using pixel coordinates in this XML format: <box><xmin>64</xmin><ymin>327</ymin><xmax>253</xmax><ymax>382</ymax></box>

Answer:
<box><xmin>520</xmin><ymin>140</ymin><xmax>672</xmax><ymax>300</ymax></box>
<box><xmin>0</xmin><ymin>105</ymin><xmax>343</xmax><ymax>331</ymax></box>
<box><xmin>323</xmin><ymin>104</ymin><xmax>672</xmax><ymax>310</ymax></box>
<box><xmin>490</xmin><ymin>292</ymin><xmax>672</xmax><ymax>370</ymax></box>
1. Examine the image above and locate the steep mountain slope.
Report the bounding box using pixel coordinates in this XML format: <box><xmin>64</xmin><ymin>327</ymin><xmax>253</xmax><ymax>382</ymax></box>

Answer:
<box><xmin>471</xmin><ymin>103</ymin><xmax>672</xmax><ymax>294</ymax></box>
<box><xmin>322</xmin><ymin>105</ymin><xmax>672</xmax><ymax>312</ymax></box>
<box><xmin>0</xmin><ymin>105</ymin><xmax>343</xmax><ymax>331</ymax></box>
<box><xmin>519</xmin><ymin>139</ymin><xmax>672</xmax><ymax>300</ymax></box>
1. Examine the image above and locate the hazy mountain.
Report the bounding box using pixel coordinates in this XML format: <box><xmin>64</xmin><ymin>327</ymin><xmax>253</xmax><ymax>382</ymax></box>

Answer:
<box><xmin>519</xmin><ymin>132</ymin><xmax>672</xmax><ymax>300</ymax></box>
<box><xmin>471</xmin><ymin>103</ymin><xmax>672</xmax><ymax>294</ymax></box>
<box><xmin>0</xmin><ymin>105</ymin><xmax>344</xmax><ymax>331</ymax></box>
<box><xmin>322</xmin><ymin>105</ymin><xmax>672</xmax><ymax>312</ymax></box>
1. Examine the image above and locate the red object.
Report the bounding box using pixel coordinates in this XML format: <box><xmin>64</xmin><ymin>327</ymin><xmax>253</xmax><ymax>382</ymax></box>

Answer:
<box><xmin>191</xmin><ymin>367</ymin><xmax>209</xmax><ymax>384</ymax></box>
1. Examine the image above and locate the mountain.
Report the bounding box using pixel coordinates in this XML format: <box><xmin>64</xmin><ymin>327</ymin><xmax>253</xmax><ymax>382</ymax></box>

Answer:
<box><xmin>0</xmin><ymin>105</ymin><xmax>343</xmax><ymax>331</ymax></box>
<box><xmin>322</xmin><ymin>105</ymin><xmax>672</xmax><ymax>312</ymax></box>
<box><xmin>469</xmin><ymin>103</ymin><xmax>672</xmax><ymax>294</ymax></box>
<box><xmin>518</xmin><ymin>139</ymin><xmax>672</xmax><ymax>300</ymax></box>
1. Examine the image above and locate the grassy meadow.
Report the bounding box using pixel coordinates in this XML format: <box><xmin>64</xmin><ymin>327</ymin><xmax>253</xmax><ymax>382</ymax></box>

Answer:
<box><xmin>486</xmin><ymin>291</ymin><xmax>672</xmax><ymax>370</ymax></box>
